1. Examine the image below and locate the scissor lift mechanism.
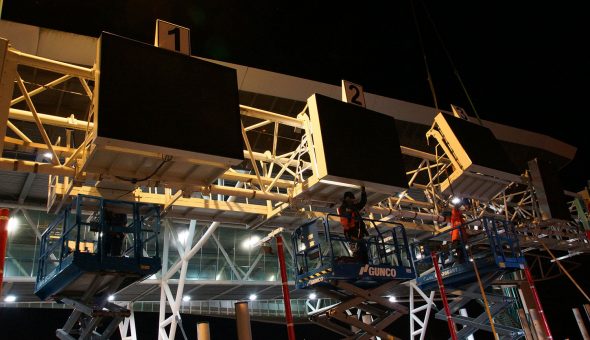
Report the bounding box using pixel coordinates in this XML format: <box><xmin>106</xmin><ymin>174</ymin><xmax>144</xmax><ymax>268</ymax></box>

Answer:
<box><xmin>35</xmin><ymin>195</ymin><xmax>161</xmax><ymax>339</ymax></box>
<box><xmin>293</xmin><ymin>217</ymin><xmax>416</xmax><ymax>339</ymax></box>
<box><xmin>436</xmin><ymin>272</ymin><xmax>523</xmax><ymax>339</ymax></box>
<box><xmin>311</xmin><ymin>279</ymin><xmax>408</xmax><ymax>339</ymax></box>
<box><xmin>57</xmin><ymin>276</ymin><xmax>130</xmax><ymax>340</ymax></box>
<box><xmin>414</xmin><ymin>217</ymin><xmax>526</xmax><ymax>339</ymax></box>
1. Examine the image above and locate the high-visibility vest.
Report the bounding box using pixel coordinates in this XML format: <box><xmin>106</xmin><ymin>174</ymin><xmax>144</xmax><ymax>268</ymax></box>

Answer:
<box><xmin>450</xmin><ymin>208</ymin><xmax>466</xmax><ymax>242</ymax></box>
<box><xmin>338</xmin><ymin>207</ymin><xmax>360</xmax><ymax>233</ymax></box>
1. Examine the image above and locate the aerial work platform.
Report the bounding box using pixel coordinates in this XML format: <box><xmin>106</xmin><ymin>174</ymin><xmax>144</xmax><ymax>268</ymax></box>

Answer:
<box><xmin>413</xmin><ymin>217</ymin><xmax>526</xmax><ymax>339</ymax></box>
<box><xmin>293</xmin><ymin>216</ymin><xmax>415</xmax><ymax>289</ymax></box>
<box><xmin>35</xmin><ymin>195</ymin><xmax>161</xmax><ymax>339</ymax></box>
<box><xmin>415</xmin><ymin>218</ymin><xmax>525</xmax><ymax>290</ymax></box>
<box><xmin>293</xmin><ymin>216</ymin><xmax>415</xmax><ymax>339</ymax></box>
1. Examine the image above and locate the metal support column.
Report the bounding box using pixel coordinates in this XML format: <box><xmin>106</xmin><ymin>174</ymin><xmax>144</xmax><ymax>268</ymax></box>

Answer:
<box><xmin>523</xmin><ymin>267</ymin><xmax>553</xmax><ymax>339</ymax></box>
<box><xmin>516</xmin><ymin>309</ymin><xmax>535</xmax><ymax>340</ymax></box>
<box><xmin>0</xmin><ymin>208</ymin><xmax>9</xmax><ymax>298</ymax></box>
<box><xmin>276</xmin><ymin>235</ymin><xmax>296</xmax><ymax>340</ymax></box>
<box><xmin>573</xmin><ymin>308</ymin><xmax>590</xmax><ymax>340</ymax></box>
<box><xmin>432</xmin><ymin>252</ymin><xmax>458</xmax><ymax>340</ymax></box>
<box><xmin>528</xmin><ymin>309</ymin><xmax>546</xmax><ymax>340</ymax></box>
<box><xmin>409</xmin><ymin>282</ymin><xmax>435</xmax><ymax>340</ymax></box>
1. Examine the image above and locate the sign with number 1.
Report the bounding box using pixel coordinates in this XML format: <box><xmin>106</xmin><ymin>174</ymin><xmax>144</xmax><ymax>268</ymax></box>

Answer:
<box><xmin>155</xmin><ymin>19</ymin><xmax>191</xmax><ymax>55</ymax></box>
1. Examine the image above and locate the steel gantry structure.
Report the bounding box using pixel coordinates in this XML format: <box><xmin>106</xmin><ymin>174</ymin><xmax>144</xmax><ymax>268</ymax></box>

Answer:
<box><xmin>1</xmin><ymin>22</ymin><xmax>589</xmax><ymax>339</ymax></box>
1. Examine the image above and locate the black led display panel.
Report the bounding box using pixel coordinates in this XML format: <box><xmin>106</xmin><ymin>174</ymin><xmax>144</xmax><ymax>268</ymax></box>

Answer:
<box><xmin>529</xmin><ymin>158</ymin><xmax>571</xmax><ymax>220</ymax></box>
<box><xmin>442</xmin><ymin>114</ymin><xmax>518</xmax><ymax>175</ymax></box>
<box><xmin>314</xmin><ymin>94</ymin><xmax>408</xmax><ymax>189</ymax></box>
<box><xmin>97</xmin><ymin>32</ymin><xmax>243</xmax><ymax>161</ymax></box>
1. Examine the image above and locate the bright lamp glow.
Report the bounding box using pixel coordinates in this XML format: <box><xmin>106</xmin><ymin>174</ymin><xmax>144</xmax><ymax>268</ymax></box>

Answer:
<box><xmin>388</xmin><ymin>296</ymin><xmax>397</xmax><ymax>302</ymax></box>
<box><xmin>7</xmin><ymin>217</ymin><xmax>19</xmax><ymax>232</ymax></box>
<box><xmin>451</xmin><ymin>197</ymin><xmax>462</xmax><ymax>205</ymax></box>
<box><xmin>43</xmin><ymin>152</ymin><xmax>53</xmax><ymax>159</ymax></box>
<box><xmin>108</xmin><ymin>295</ymin><xmax>115</xmax><ymax>301</ymax></box>
<box><xmin>318</xmin><ymin>179</ymin><xmax>360</xmax><ymax>189</ymax></box>
<box><xmin>4</xmin><ymin>295</ymin><xmax>16</xmax><ymax>302</ymax></box>
<box><xmin>182</xmin><ymin>295</ymin><xmax>191</xmax><ymax>302</ymax></box>
<box><xmin>249</xmin><ymin>294</ymin><xmax>257</xmax><ymax>301</ymax></box>
<box><xmin>309</xmin><ymin>293</ymin><xmax>317</xmax><ymax>300</ymax></box>
<box><xmin>242</xmin><ymin>235</ymin><xmax>261</xmax><ymax>249</ymax></box>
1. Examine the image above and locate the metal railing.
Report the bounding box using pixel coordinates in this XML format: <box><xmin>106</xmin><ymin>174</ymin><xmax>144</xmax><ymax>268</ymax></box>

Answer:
<box><xmin>412</xmin><ymin>217</ymin><xmax>524</xmax><ymax>277</ymax></box>
<box><xmin>292</xmin><ymin>216</ymin><xmax>414</xmax><ymax>278</ymax></box>
<box><xmin>0</xmin><ymin>298</ymin><xmax>338</xmax><ymax>320</ymax></box>
<box><xmin>36</xmin><ymin>195</ymin><xmax>161</xmax><ymax>288</ymax></box>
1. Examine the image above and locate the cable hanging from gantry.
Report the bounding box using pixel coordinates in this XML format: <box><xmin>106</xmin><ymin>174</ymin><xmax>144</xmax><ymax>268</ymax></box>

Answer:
<box><xmin>20</xmin><ymin>79</ymin><xmax>91</xmax><ymax>98</ymax></box>
<box><xmin>115</xmin><ymin>154</ymin><xmax>173</xmax><ymax>184</ymax></box>
<box><xmin>411</xmin><ymin>0</ymin><xmax>439</xmax><ymax>111</ymax></box>
<box><xmin>413</xmin><ymin>0</ymin><xmax>484</xmax><ymax>126</ymax></box>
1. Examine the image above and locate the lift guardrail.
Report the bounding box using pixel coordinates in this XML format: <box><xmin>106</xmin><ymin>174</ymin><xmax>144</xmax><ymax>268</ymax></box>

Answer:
<box><xmin>35</xmin><ymin>195</ymin><xmax>161</xmax><ymax>300</ymax></box>
<box><xmin>292</xmin><ymin>214</ymin><xmax>415</xmax><ymax>289</ymax></box>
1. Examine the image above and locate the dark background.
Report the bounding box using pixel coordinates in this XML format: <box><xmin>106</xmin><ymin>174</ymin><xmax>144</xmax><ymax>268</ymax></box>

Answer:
<box><xmin>0</xmin><ymin>306</ymin><xmax>493</xmax><ymax>339</ymax></box>
<box><xmin>2</xmin><ymin>0</ymin><xmax>588</xmax><ymax>191</ymax></box>
<box><xmin>2</xmin><ymin>1</ymin><xmax>589</xmax><ymax>339</ymax></box>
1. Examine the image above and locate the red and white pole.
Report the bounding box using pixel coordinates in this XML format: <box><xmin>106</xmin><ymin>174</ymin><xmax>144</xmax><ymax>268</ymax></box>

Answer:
<box><xmin>0</xmin><ymin>208</ymin><xmax>10</xmax><ymax>298</ymax></box>
<box><xmin>276</xmin><ymin>235</ymin><xmax>296</xmax><ymax>340</ymax></box>
<box><xmin>524</xmin><ymin>266</ymin><xmax>553</xmax><ymax>339</ymax></box>
<box><xmin>432</xmin><ymin>252</ymin><xmax>458</xmax><ymax>340</ymax></box>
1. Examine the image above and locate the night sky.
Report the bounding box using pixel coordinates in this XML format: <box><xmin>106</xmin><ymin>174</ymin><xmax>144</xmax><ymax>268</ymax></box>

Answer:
<box><xmin>2</xmin><ymin>1</ymin><xmax>589</xmax><ymax>339</ymax></box>
<box><xmin>2</xmin><ymin>0</ymin><xmax>588</xmax><ymax>190</ymax></box>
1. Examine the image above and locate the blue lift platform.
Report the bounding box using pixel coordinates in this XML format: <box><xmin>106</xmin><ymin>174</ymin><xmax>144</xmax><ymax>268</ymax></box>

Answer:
<box><xmin>35</xmin><ymin>195</ymin><xmax>161</xmax><ymax>340</ymax></box>
<box><xmin>413</xmin><ymin>217</ymin><xmax>526</xmax><ymax>339</ymax></box>
<box><xmin>292</xmin><ymin>215</ymin><xmax>415</xmax><ymax>339</ymax></box>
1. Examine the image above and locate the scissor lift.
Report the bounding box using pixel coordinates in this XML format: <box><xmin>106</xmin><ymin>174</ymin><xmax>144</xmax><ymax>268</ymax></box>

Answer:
<box><xmin>414</xmin><ymin>217</ymin><xmax>526</xmax><ymax>339</ymax></box>
<box><xmin>35</xmin><ymin>195</ymin><xmax>161</xmax><ymax>340</ymax></box>
<box><xmin>292</xmin><ymin>215</ymin><xmax>415</xmax><ymax>339</ymax></box>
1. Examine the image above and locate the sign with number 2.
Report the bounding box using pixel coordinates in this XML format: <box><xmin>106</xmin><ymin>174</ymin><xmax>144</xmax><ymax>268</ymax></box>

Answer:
<box><xmin>341</xmin><ymin>80</ymin><xmax>366</xmax><ymax>107</ymax></box>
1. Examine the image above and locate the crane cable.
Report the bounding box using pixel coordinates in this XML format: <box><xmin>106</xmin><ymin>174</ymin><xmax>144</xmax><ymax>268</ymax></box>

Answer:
<box><xmin>413</xmin><ymin>0</ymin><xmax>485</xmax><ymax>126</ymax></box>
<box><xmin>411</xmin><ymin>0</ymin><xmax>439</xmax><ymax>111</ymax></box>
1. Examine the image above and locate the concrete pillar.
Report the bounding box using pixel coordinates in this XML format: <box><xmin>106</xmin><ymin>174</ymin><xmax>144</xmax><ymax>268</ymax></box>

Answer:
<box><xmin>573</xmin><ymin>308</ymin><xmax>590</xmax><ymax>340</ymax></box>
<box><xmin>516</xmin><ymin>308</ymin><xmax>535</xmax><ymax>340</ymax></box>
<box><xmin>235</xmin><ymin>301</ymin><xmax>252</xmax><ymax>340</ymax></box>
<box><xmin>196</xmin><ymin>322</ymin><xmax>210</xmax><ymax>340</ymax></box>
<box><xmin>529</xmin><ymin>309</ymin><xmax>547</xmax><ymax>340</ymax></box>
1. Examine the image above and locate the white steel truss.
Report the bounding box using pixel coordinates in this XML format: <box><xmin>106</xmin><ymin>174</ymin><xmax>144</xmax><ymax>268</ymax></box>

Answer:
<box><xmin>119</xmin><ymin>302</ymin><xmax>138</xmax><ymax>340</ymax></box>
<box><xmin>409</xmin><ymin>282</ymin><xmax>435</xmax><ymax>340</ymax></box>
<box><xmin>2</xmin><ymin>39</ymin><xmax>588</xmax><ymax>252</ymax></box>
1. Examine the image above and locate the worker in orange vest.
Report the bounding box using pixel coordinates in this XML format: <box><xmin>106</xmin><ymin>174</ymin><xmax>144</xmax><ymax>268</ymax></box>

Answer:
<box><xmin>338</xmin><ymin>187</ymin><xmax>368</xmax><ymax>263</ymax></box>
<box><xmin>450</xmin><ymin>207</ymin><xmax>468</xmax><ymax>264</ymax></box>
